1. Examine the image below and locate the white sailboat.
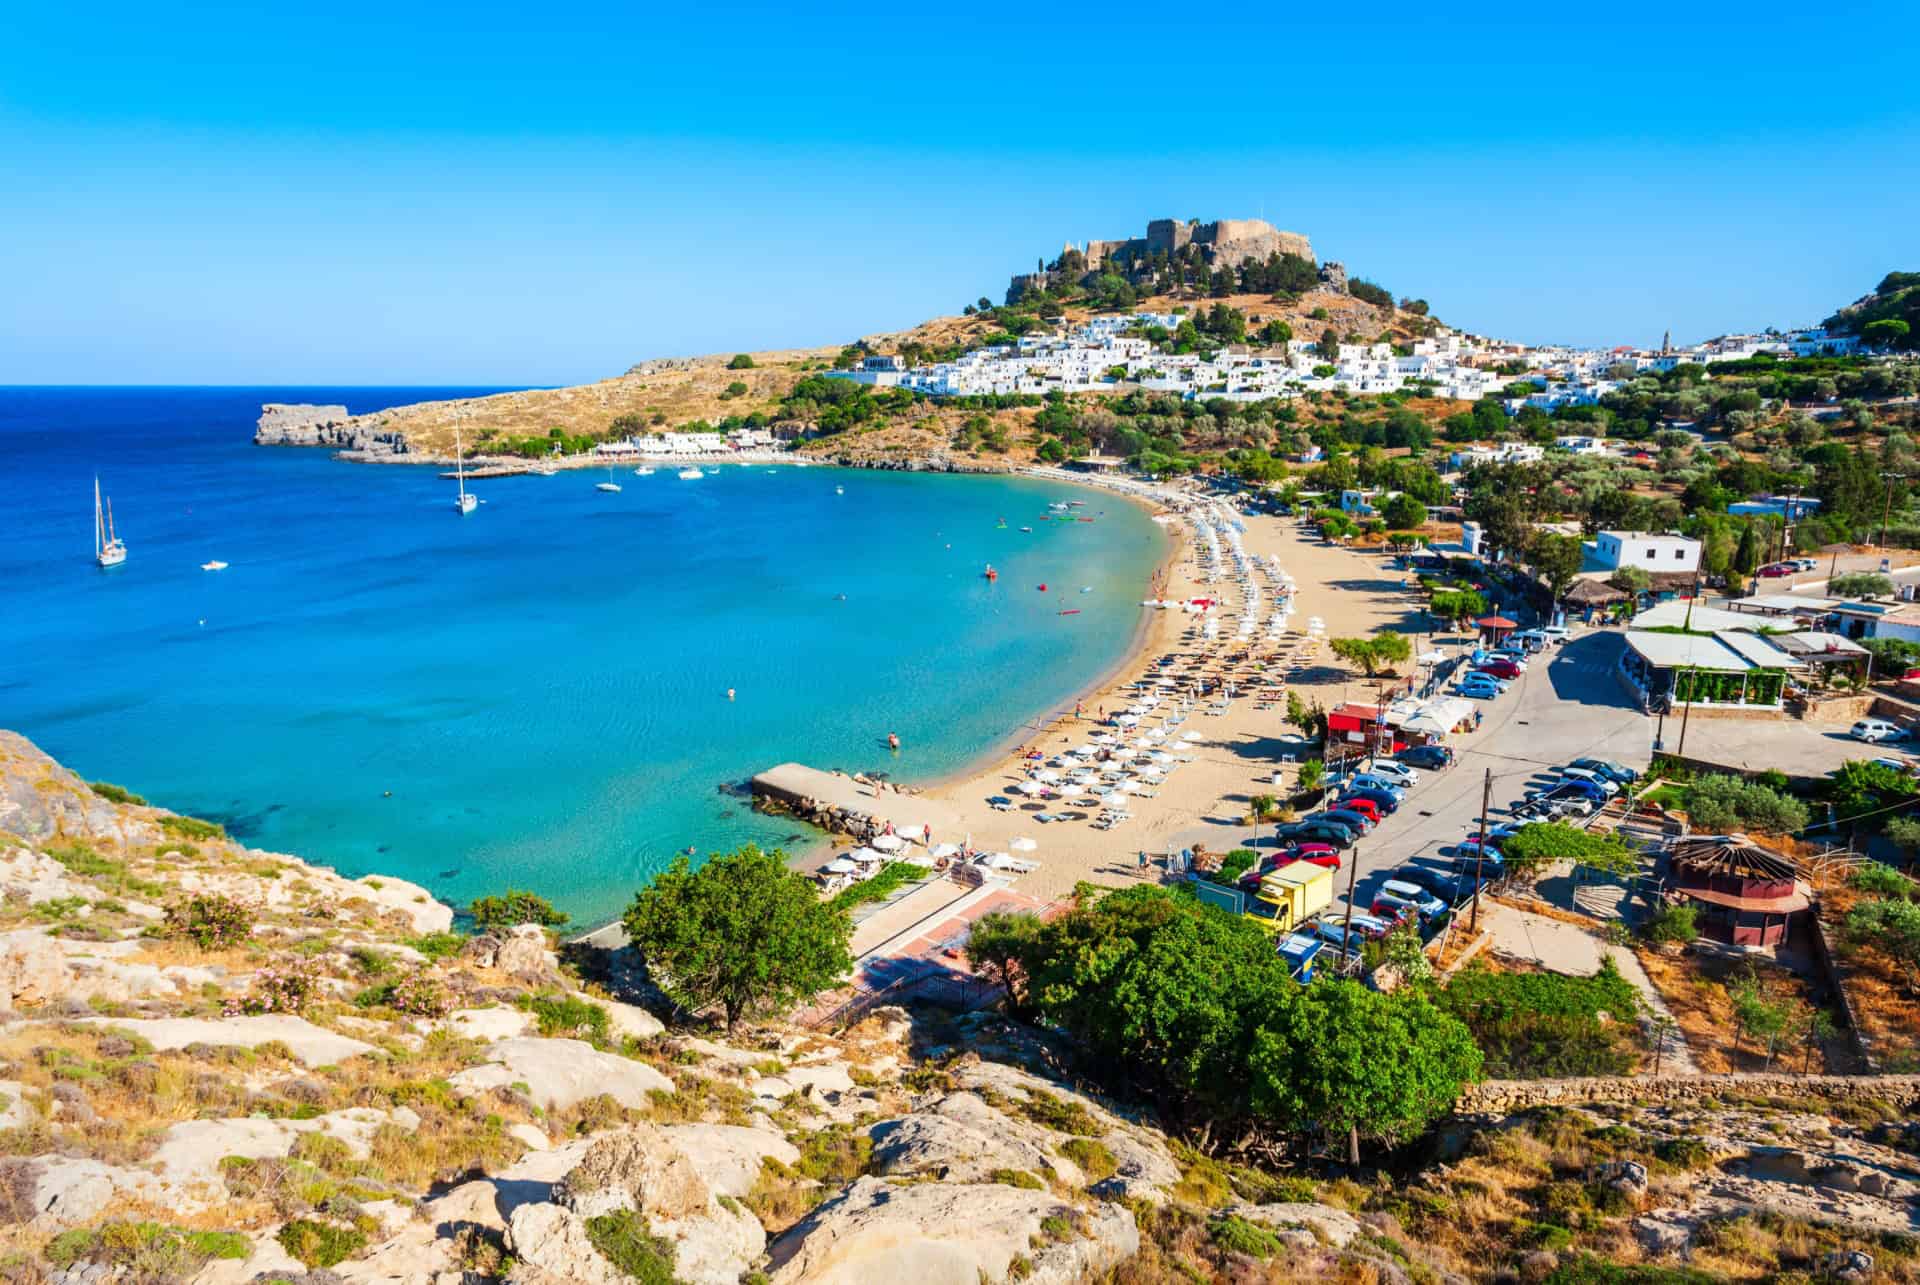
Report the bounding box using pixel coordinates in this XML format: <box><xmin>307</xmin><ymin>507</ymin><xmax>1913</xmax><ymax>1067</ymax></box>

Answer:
<box><xmin>596</xmin><ymin>465</ymin><xmax>623</xmax><ymax>493</ymax></box>
<box><xmin>454</xmin><ymin>427</ymin><xmax>478</xmax><ymax>514</ymax></box>
<box><xmin>634</xmin><ymin>466</ymin><xmax>656</xmax><ymax>476</ymax></box>
<box><xmin>677</xmin><ymin>467</ymin><xmax>704</xmax><ymax>480</ymax></box>
<box><xmin>93</xmin><ymin>477</ymin><xmax>126</xmax><ymax>568</ymax></box>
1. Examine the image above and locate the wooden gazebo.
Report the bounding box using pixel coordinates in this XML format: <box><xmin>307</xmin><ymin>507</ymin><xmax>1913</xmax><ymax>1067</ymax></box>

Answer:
<box><xmin>1563</xmin><ymin>578</ymin><xmax>1628</xmax><ymax>610</ymax></box>
<box><xmin>1475</xmin><ymin>615</ymin><xmax>1519</xmax><ymax>646</ymax></box>
<box><xmin>1665</xmin><ymin>834</ymin><xmax>1812</xmax><ymax>947</ymax></box>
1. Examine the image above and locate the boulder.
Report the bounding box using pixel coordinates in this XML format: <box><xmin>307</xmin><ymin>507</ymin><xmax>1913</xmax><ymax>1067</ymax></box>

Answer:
<box><xmin>655</xmin><ymin>1198</ymin><xmax>767</xmax><ymax>1285</ymax></box>
<box><xmin>551</xmin><ymin>1126</ymin><xmax>709</xmax><ymax>1221</ymax></box>
<box><xmin>1226</xmin><ymin>1201</ymin><xmax>1364</xmax><ymax>1249</ymax></box>
<box><xmin>1823</xmin><ymin>1249</ymin><xmax>1875</xmax><ymax>1283</ymax></box>
<box><xmin>0</xmin><ymin>929</ymin><xmax>72</xmax><ymax>1008</ymax></box>
<box><xmin>27</xmin><ymin>1157</ymin><xmax>168</xmax><ymax>1228</ymax></box>
<box><xmin>0</xmin><ymin>1079</ymin><xmax>37</xmax><ymax>1130</ymax></box>
<box><xmin>449</xmin><ymin>1038</ymin><xmax>672</xmax><ymax>1112</ymax></box>
<box><xmin>507</xmin><ymin>1202</ymin><xmax>626</xmax><ymax>1285</ymax></box>
<box><xmin>1088</xmin><ymin>1130</ymin><xmax>1183</xmax><ymax>1203</ymax></box>
<box><xmin>495</xmin><ymin>925</ymin><xmax>556</xmax><ymax>980</ymax></box>
<box><xmin>78</xmin><ymin>1015</ymin><xmax>376</xmax><ymax>1067</ymax></box>
<box><xmin>1633</xmin><ymin>1213</ymin><xmax>1696</xmax><ymax>1256</ymax></box>
<box><xmin>769</xmin><ymin>1175</ymin><xmax>1134</xmax><ymax>1284</ymax></box>
<box><xmin>149</xmin><ymin>1106</ymin><xmax>419</xmax><ymax>1184</ymax></box>
<box><xmin>868</xmin><ymin>1092</ymin><xmax>1063</xmax><ymax>1185</ymax></box>
<box><xmin>442</xmin><ymin>1007</ymin><xmax>535</xmax><ymax>1042</ymax></box>
<box><xmin>661</xmin><ymin>1123</ymin><xmax>800</xmax><ymax>1198</ymax></box>
<box><xmin>0</xmin><ymin>732</ymin><xmax>125</xmax><ymax>842</ymax></box>
<box><xmin>1594</xmin><ymin>1159</ymin><xmax>1649</xmax><ymax>1197</ymax></box>
<box><xmin>587</xmin><ymin>994</ymin><xmax>665</xmax><ymax>1042</ymax></box>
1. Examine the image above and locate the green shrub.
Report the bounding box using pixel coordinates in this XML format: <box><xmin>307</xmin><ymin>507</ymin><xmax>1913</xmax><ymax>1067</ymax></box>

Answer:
<box><xmin>1208</xmin><ymin>1213</ymin><xmax>1283</xmax><ymax>1258</ymax></box>
<box><xmin>1213</xmin><ymin>849</ymin><xmax>1259</xmax><ymax>885</ymax></box>
<box><xmin>987</xmin><ymin>1168</ymin><xmax>1045</xmax><ymax>1189</ymax></box>
<box><xmin>1015</xmin><ymin>1089</ymin><xmax>1101</xmax><ymax>1135</ymax></box>
<box><xmin>1439</xmin><ymin>960</ymin><xmax>1644</xmax><ymax>1078</ymax></box>
<box><xmin>43</xmin><ymin>1221</ymin><xmax>249</xmax><ymax>1275</ymax></box>
<box><xmin>390</xmin><ymin>970</ymin><xmax>453</xmax><ymax>1018</ymax></box>
<box><xmin>159</xmin><ymin>814</ymin><xmax>226</xmax><ymax>842</ymax></box>
<box><xmin>164</xmin><ymin>893</ymin><xmax>255</xmax><ymax>949</ymax></box>
<box><xmin>1058</xmin><ymin>1137</ymin><xmax>1118</xmax><ymax>1181</ymax></box>
<box><xmin>276</xmin><ymin>1218</ymin><xmax>367</xmax><ymax>1268</ymax></box>
<box><xmin>584</xmin><ymin>1209</ymin><xmax>677</xmax><ymax>1284</ymax></box>
<box><xmin>88</xmin><ymin>782</ymin><xmax>146</xmax><ymax>806</ymax></box>
<box><xmin>727</xmin><ymin>353</ymin><xmax>756</xmax><ymax>370</ymax></box>
<box><xmin>1642</xmin><ymin>901</ymin><xmax>1697</xmax><ymax>945</ymax></box>
<box><xmin>470</xmin><ymin>889</ymin><xmax>569</xmax><ymax>930</ymax></box>
<box><xmin>409</xmin><ymin>931</ymin><xmax>467</xmax><ymax>960</ymax></box>
<box><xmin>524</xmin><ymin>994</ymin><xmax>610</xmax><ymax>1043</ymax></box>
<box><xmin>1850</xmin><ymin>861</ymin><xmax>1915</xmax><ymax>899</ymax></box>
<box><xmin>1682</xmin><ymin>774</ymin><xmax>1808</xmax><ymax>835</ymax></box>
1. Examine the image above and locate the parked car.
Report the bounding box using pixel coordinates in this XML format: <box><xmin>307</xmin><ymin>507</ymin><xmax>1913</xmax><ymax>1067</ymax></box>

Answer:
<box><xmin>1457</xmin><ymin>677</ymin><xmax>1504</xmax><ymax>700</ymax></box>
<box><xmin>1491</xmin><ymin>647</ymin><xmax>1531</xmax><ymax>666</ymax></box>
<box><xmin>1368</xmin><ymin>894</ymin><xmax>1414</xmax><ymax>927</ymax></box>
<box><xmin>1540</xmin><ymin>625</ymin><xmax>1572</xmax><ymax>644</ymax></box>
<box><xmin>1509</xmin><ymin>630</ymin><xmax>1548</xmax><ymax>653</ymax></box>
<box><xmin>1334</xmin><ymin>796</ymin><xmax>1381</xmax><ymax>825</ymax></box>
<box><xmin>1276</xmin><ymin>819</ymin><xmax>1355</xmax><ymax>849</ymax></box>
<box><xmin>1475</xmin><ymin>659</ymin><xmax>1523</xmax><ymax>681</ymax></box>
<box><xmin>1518</xmin><ymin>793</ymin><xmax>1597</xmax><ymax>820</ymax></box>
<box><xmin>1455</xmin><ymin>835</ymin><xmax>1503</xmax><ymax>861</ymax></box>
<box><xmin>1395</xmin><ymin>866</ymin><xmax>1476</xmax><ymax>903</ymax></box>
<box><xmin>1556</xmin><ymin>767</ymin><xmax>1621</xmax><ymax>796</ymax></box>
<box><xmin>1568</xmin><ymin>757</ymin><xmax>1638</xmax><ymax>785</ymax></box>
<box><xmin>1321</xmin><ymin>807</ymin><xmax>1376</xmax><ymax>835</ymax></box>
<box><xmin>1313</xmin><ymin>912</ymin><xmax>1392</xmax><ymax>947</ymax></box>
<box><xmin>1528</xmin><ymin>775</ymin><xmax>1608</xmax><ymax>804</ymax></box>
<box><xmin>1366</xmin><ymin>760</ymin><xmax>1421</xmax><ymax>788</ymax></box>
<box><xmin>1343</xmin><ymin>787</ymin><xmax>1402</xmax><ymax>816</ymax></box>
<box><xmin>1758</xmin><ymin>563</ymin><xmax>1795</xmax><ymax>578</ymax></box>
<box><xmin>1852</xmin><ymin>718</ymin><xmax>1906</xmax><ymax>743</ymax></box>
<box><xmin>1346</xmin><ymin>773</ymin><xmax>1406</xmax><ymax>801</ymax></box>
<box><xmin>1279</xmin><ymin>843</ymin><xmax>1342</xmax><ymax>870</ymax></box>
<box><xmin>1377</xmin><ymin>879</ymin><xmax>1447</xmax><ymax>920</ymax></box>
<box><xmin>1794</xmin><ymin>557</ymin><xmax>1819</xmax><ymax>571</ymax></box>
<box><xmin>1398</xmin><ymin>744</ymin><xmax>1455</xmax><ymax>770</ymax></box>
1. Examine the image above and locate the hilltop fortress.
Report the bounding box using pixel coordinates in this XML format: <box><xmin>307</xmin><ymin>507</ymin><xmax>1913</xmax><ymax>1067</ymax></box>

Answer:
<box><xmin>1010</xmin><ymin>216</ymin><xmax>1342</xmax><ymax>303</ymax></box>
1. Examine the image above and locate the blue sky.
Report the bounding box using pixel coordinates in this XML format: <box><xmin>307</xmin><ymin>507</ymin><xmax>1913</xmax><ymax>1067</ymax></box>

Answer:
<box><xmin>2</xmin><ymin>1</ymin><xmax>1914</xmax><ymax>385</ymax></box>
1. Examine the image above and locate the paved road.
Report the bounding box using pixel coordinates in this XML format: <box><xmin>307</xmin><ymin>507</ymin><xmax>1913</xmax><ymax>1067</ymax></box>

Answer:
<box><xmin>1200</xmin><ymin>630</ymin><xmax>1655</xmax><ymax>920</ymax></box>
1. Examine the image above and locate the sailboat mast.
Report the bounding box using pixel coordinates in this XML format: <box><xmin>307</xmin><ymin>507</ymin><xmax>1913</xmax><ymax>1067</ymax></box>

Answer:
<box><xmin>106</xmin><ymin>496</ymin><xmax>117</xmax><ymax>544</ymax></box>
<box><xmin>93</xmin><ymin>477</ymin><xmax>103</xmax><ymax>557</ymax></box>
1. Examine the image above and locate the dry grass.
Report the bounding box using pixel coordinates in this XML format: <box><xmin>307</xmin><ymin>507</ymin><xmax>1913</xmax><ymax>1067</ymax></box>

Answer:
<box><xmin>1632</xmin><ymin>946</ymin><xmax>1838</xmax><ymax>1074</ymax></box>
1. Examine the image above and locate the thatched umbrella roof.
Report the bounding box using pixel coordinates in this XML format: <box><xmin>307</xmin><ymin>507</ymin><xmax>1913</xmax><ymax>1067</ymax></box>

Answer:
<box><xmin>1668</xmin><ymin>833</ymin><xmax>1801</xmax><ymax>881</ymax></box>
<box><xmin>1563</xmin><ymin>578</ymin><xmax>1628</xmax><ymax>606</ymax></box>
<box><xmin>1475</xmin><ymin>615</ymin><xmax>1519</xmax><ymax>629</ymax></box>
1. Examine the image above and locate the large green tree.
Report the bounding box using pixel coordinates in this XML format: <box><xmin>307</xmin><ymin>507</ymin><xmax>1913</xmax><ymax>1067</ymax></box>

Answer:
<box><xmin>1527</xmin><ymin>532</ymin><xmax>1586</xmax><ymax>597</ymax></box>
<box><xmin>1252</xmin><ymin>982</ymin><xmax>1482</xmax><ymax>1164</ymax></box>
<box><xmin>621</xmin><ymin>845</ymin><xmax>852</xmax><ymax>1030</ymax></box>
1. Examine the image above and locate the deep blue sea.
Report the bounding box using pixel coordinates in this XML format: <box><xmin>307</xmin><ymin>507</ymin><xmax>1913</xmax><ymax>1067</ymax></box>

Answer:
<box><xmin>0</xmin><ymin>388</ymin><xmax>1165</xmax><ymax>925</ymax></box>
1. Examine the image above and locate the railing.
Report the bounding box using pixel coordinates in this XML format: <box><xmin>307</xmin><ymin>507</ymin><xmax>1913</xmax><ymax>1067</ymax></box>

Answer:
<box><xmin>805</xmin><ymin>965</ymin><xmax>997</xmax><ymax>1032</ymax></box>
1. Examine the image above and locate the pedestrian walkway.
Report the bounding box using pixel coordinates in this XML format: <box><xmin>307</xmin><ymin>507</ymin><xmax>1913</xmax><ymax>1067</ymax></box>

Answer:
<box><xmin>1607</xmin><ymin>944</ymin><xmax>1699</xmax><ymax>1075</ymax></box>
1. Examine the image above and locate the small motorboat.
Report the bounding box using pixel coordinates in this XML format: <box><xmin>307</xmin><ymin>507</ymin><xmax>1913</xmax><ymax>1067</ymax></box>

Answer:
<box><xmin>1059</xmin><ymin>609</ymin><xmax>1081</xmax><ymax>616</ymax></box>
<box><xmin>983</xmin><ymin>565</ymin><xmax>998</xmax><ymax>581</ymax></box>
<box><xmin>836</xmin><ymin>485</ymin><xmax>844</xmax><ymax>495</ymax></box>
<box><xmin>678</xmin><ymin>468</ymin><xmax>704</xmax><ymax>480</ymax></box>
<box><xmin>1018</xmin><ymin>526</ymin><xmax>1033</xmax><ymax>533</ymax></box>
<box><xmin>201</xmin><ymin>560</ymin><xmax>228</xmax><ymax>571</ymax></box>
<box><xmin>634</xmin><ymin>467</ymin><xmax>656</xmax><ymax>476</ymax></box>
<box><xmin>595</xmin><ymin>482</ymin><xmax>622</xmax><ymax>492</ymax></box>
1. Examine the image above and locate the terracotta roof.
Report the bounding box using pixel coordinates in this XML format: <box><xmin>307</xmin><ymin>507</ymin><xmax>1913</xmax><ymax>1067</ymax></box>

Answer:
<box><xmin>1476</xmin><ymin>616</ymin><xmax>1519</xmax><ymax>628</ymax></box>
<box><xmin>1680</xmin><ymin>885</ymin><xmax>1812</xmax><ymax>914</ymax></box>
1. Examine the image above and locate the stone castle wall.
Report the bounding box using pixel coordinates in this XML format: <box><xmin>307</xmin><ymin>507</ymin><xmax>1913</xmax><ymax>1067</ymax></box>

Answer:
<box><xmin>1013</xmin><ymin>218</ymin><xmax>1319</xmax><ymax>302</ymax></box>
<box><xmin>1457</xmin><ymin>1072</ymin><xmax>1920</xmax><ymax>1117</ymax></box>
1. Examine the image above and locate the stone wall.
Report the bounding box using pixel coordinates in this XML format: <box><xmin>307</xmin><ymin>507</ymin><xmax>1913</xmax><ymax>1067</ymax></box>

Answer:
<box><xmin>1457</xmin><ymin>1072</ymin><xmax>1920</xmax><ymax>1117</ymax></box>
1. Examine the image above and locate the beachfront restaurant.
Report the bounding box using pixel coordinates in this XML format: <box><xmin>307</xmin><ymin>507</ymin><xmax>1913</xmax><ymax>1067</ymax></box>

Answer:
<box><xmin>1619</xmin><ymin>630</ymin><xmax>1795</xmax><ymax>710</ymax></box>
<box><xmin>1326</xmin><ymin>696</ymin><xmax>1474</xmax><ymax>754</ymax></box>
<box><xmin>1663</xmin><ymin>834</ymin><xmax>1811</xmax><ymax>947</ymax></box>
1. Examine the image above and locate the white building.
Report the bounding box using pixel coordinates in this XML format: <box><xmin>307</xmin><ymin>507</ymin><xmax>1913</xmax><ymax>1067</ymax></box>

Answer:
<box><xmin>1587</xmin><ymin>531</ymin><xmax>1700</xmax><ymax>574</ymax></box>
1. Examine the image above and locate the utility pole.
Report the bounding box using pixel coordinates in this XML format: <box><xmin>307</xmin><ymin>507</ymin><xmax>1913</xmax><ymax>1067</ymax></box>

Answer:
<box><xmin>1881</xmin><ymin>473</ymin><xmax>1907</xmax><ymax>552</ymax></box>
<box><xmin>1469</xmin><ymin>769</ymin><xmax>1492</xmax><ymax>932</ymax></box>
<box><xmin>1341</xmin><ymin>845</ymin><xmax>1360</xmax><ymax>969</ymax></box>
<box><xmin>1676</xmin><ymin>664</ymin><xmax>1697</xmax><ymax>756</ymax></box>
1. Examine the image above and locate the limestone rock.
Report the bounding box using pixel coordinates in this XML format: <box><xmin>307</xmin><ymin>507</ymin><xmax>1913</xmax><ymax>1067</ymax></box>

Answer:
<box><xmin>442</xmin><ymin>1006</ymin><xmax>535</xmax><ymax>1041</ymax></box>
<box><xmin>507</xmin><ymin>1202</ymin><xmax>626</xmax><ymax>1285</ymax></box>
<box><xmin>552</xmin><ymin>1125</ymin><xmax>709</xmax><ymax>1221</ymax></box>
<box><xmin>586</xmin><ymin>993</ymin><xmax>664</xmax><ymax>1042</ymax></box>
<box><xmin>79</xmin><ymin>1014</ymin><xmax>376</xmax><ymax>1067</ymax></box>
<box><xmin>495</xmin><ymin>925</ymin><xmax>557</xmax><ymax>980</ymax></box>
<box><xmin>1633</xmin><ymin>1212</ymin><xmax>1696</xmax><ymax>1256</ymax></box>
<box><xmin>0</xmin><ymin>929</ymin><xmax>72</xmax><ymax>1008</ymax></box>
<box><xmin>149</xmin><ymin>1106</ymin><xmax>419</xmax><ymax>1184</ymax></box>
<box><xmin>769</xmin><ymin>1175</ymin><xmax>1134</xmax><ymax>1284</ymax></box>
<box><xmin>0</xmin><ymin>732</ymin><xmax>124</xmax><ymax>843</ymax></box>
<box><xmin>868</xmin><ymin>1092</ymin><xmax>1062</xmax><ymax>1185</ymax></box>
<box><xmin>0</xmin><ymin>1079</ymin><xmax>38</xmax><ymax>1130</ymax></box>
<box><xmin>1823</xmin><ymin>1249</ymin><xmax>1875</xmax><ymax>1282</ymax></box>
<box><xmin>661</xmin><ymin>1122</ymin><xmax>800</xmax><ymax>1199</ymax></box>
<box><xmin>1227</xmin><ymin>1201</ymin><xmax>1364</xmax><ymax>1249</ymax></box>
<box><xmin>352</xmin><ymin>875</ymin><xmax>453</xmax><ymax>934</ymax></box>
<box><xmin>1594</xmin><ymin>1159</ymin><xmax>1649</xmax><ymax>1197</ymax></box>
<box><xmin>28</xmin><ymin>1157</ymin><xmax>167</xmax><ymax>1228</ymax></box>
<box><xmin>448</xmin><ymin>1037</ymin><xmax>672</xmax><ymax>1111</ymax></box>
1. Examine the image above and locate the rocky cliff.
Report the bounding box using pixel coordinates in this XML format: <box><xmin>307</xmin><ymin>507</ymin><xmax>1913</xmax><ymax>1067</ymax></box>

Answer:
<box><xmin>0</xmin><ymin>729</ymin><xmax>1910</xmax><ymax>1284</ymax></box>
<box><xmin>254</xmin><ymin>404</ymin><xmax>410</xmax><ymax>457</ymax></box>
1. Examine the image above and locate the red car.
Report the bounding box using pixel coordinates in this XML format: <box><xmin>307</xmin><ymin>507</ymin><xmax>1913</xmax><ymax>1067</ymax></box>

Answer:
<box><xmin>1475</xmin><ymin>659</ymin><xmax>1522</xmax><ymax>680</ymax></box>
<box><xmin>1335</xmin><ymin>797</ymin><xmax>1381</xmax><ymax>825</ymax></box>
<box><xmin>1368</xmin><ymin>896</ymin><xmax>1414</xmax><ymax>926</ymax></box>
<box><xmin>1279</xmin><ymin>843</ymin><xmax>1341</xmax><ymax>870</ymax></box>
<box><xmin>1758</xmin><ymin>563</ymin><xmax>1794</xmax><ymax>578</ymax></box>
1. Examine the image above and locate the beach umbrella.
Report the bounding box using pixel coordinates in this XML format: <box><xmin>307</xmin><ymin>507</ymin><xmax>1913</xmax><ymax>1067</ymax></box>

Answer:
<box><xmin>1033</xmin><ymin>770</ymin><xmax>1062</xmax><ymax>784</ymax></box>
<box><xmin>1009</xmin><ymin>836</ymin><xmax>1038</xmax><ymax>852</ymax></box>
<box><xmin>848</xmin><ymin>847</ymin><xmax>885</xmax><ymax>864</ymax></box>
<box><xmin>929</xmin><ymin>843</ymin><xmax>962</xmax><ymax>859</ymax></box>
<box><xmin>823</xmin><ymin>857</ymin><xmax>858</xmax><ymax>875</ymax></box>
<box><xmin>870</xmin><ymin>834</ymin><xmax>905</xmax><ymax>852</ymax></box>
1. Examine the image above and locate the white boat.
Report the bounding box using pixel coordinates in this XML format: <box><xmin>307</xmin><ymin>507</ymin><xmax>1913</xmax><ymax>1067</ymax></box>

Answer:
<box><xmin>634</xmin><ymin>467</ymin><xmax>656</xmax><ymax>476</ymax></box>
<box><xmin>201</xmin><ymin>560</ymin><xmax>228</xmax><ymax>571</ymax></box>
<box><xmin>835</xmin><ymin>485</ymin><xmax>844</xmax><ymax>495</ymax></box>
<box><xmin>453</xmin><ymin>427</ymin><xmax>478</xmax><ymax>514</ymax></box>
<box><xmin>678</xmin><ymin>468</ymin><xmax>704</xmax><ymax>480</ymax></box>
<box><xmin>93</xmin><ymin>477</ymin><xmax>126</xmax><ymax>568</ymax></box>
<box><xmin>596</xmin><ymin>466</ymin><xmax>623</xmax><ymax>493</ymax></box>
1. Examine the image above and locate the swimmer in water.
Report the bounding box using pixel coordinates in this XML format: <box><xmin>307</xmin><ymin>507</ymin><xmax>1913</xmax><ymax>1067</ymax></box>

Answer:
<box><xmin>887</xmin><ymin>732</ymin><xmax>901</xmax><ymax>751</ymax></box>
<box><xmin>726</xmin><ymin>688</ymin><xmax>735</xmax><ymax>701</ymax></box>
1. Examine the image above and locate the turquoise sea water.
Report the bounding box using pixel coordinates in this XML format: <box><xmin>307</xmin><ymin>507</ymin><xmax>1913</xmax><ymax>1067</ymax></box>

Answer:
<box><xmin>1</xmin><ymin>388</ymin><xmax>1166</xmax><ymax>925</ymax></box>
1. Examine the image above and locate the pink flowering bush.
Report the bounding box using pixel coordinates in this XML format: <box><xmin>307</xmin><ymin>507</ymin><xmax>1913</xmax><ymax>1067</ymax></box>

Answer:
<box><xmin>389</xmin><ymin>969</ymin><xmax>452</xmax><ymax>1018</ymax></box>
<box><xmin>227</xmin><ymin>959</ymin><xmax>322</xmax><ymax>1016</ymax></box>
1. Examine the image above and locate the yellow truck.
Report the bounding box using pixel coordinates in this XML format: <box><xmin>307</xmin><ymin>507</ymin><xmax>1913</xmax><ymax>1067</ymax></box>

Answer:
<box><xmin>1237</xmin><ymin>862</ymin><xmax>1336</xmax><ymax>935</ymax></box>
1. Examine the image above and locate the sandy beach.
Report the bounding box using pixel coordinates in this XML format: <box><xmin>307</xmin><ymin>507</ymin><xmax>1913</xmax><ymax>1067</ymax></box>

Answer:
<box><xmin>908</xmin><ymin>475</ymin><xmax>1433</xmax><ymax>904</ymax></box>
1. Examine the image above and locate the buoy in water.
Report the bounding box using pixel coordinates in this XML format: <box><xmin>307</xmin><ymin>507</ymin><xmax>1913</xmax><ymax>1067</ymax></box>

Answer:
<box><xmin>1037</xmin><ymin>583</ymin><xmax>1048</xmax><ymax>591</ymax></box>
<box><xmin>726</xmin><ymin>688</ymin><xmax>735</xmax><ymax>701</ymax></box>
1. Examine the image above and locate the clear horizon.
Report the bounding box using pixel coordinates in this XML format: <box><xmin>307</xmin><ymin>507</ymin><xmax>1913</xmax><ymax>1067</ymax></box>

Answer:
<box><xmin>2</xmin><ymin>0</ymin><xmax>1913</xmax><ymax>385</ymax></box>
